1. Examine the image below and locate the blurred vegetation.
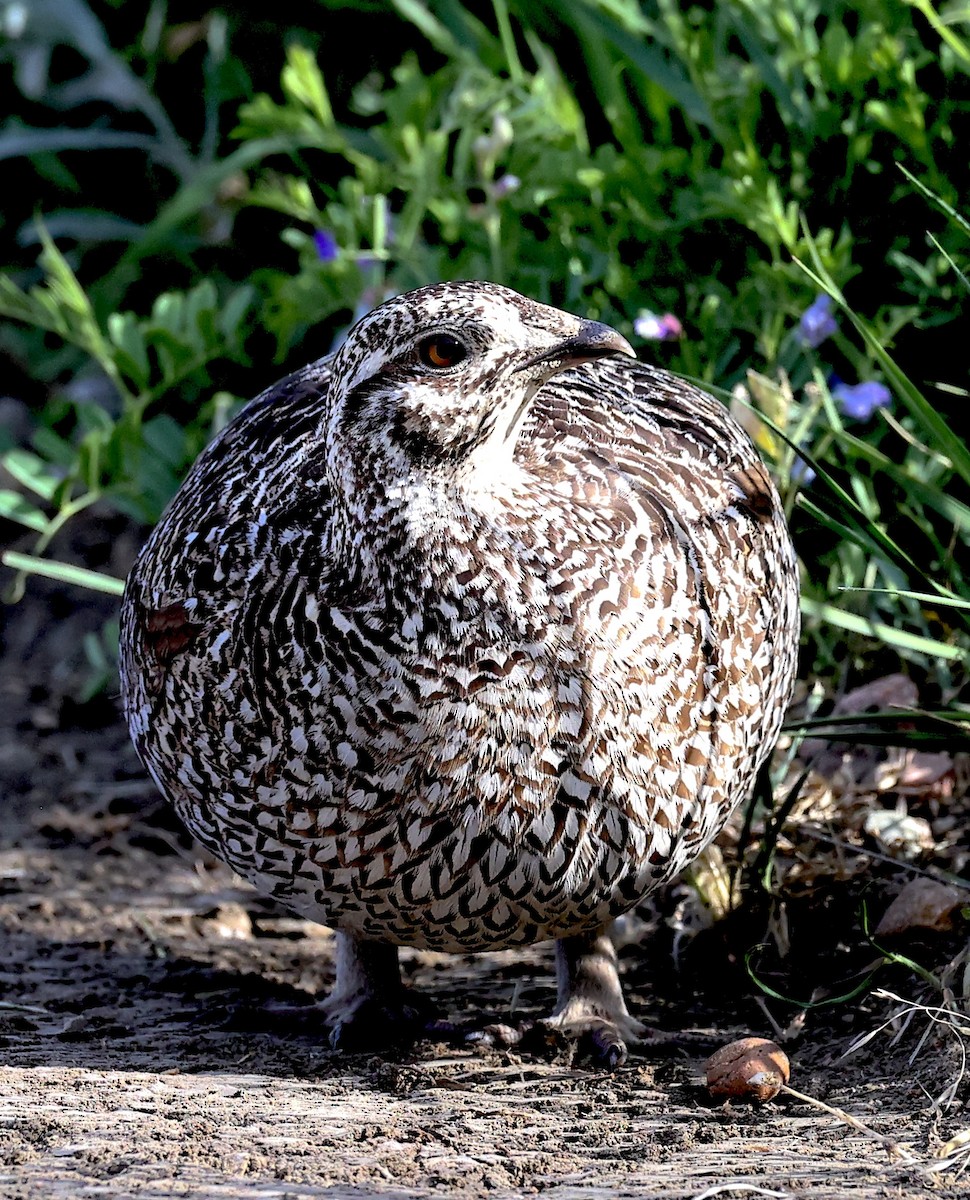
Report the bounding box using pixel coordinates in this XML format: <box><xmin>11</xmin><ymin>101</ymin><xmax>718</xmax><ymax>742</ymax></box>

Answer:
<box><xmin>0</xmin><ymin>0</ymin><xmax>968</xmax><ymax>721</ymax></box>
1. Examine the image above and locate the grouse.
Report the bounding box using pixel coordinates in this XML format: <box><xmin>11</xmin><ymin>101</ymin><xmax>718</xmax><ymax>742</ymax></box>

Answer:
<box><xmin>121</xmin><ymin>281</ymin><xmax>800</xmax><ymax>1064</ymax></box>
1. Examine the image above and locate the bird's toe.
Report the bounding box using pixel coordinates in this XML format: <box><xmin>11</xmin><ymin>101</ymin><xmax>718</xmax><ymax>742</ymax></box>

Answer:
<box><xmin>464</xmin><ymin>1020</ymin><xmax>531</xmax><ymax>1050</ymax></box>
<box><xmin>325</xmin><ymin>989</ymin><xmax>440</xmax><ymax>1052</ymax></box>
<box><xmin>538</xmin><ymin>1008</ymin><xmax>645</xmax><ymax>1069</ymax></box>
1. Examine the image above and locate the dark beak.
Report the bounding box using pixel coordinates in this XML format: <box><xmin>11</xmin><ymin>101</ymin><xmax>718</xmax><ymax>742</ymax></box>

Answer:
<box><xmin>516</xmin><ymin>320</ymin><xmax>636</xmax><ymax>373</ymax></box>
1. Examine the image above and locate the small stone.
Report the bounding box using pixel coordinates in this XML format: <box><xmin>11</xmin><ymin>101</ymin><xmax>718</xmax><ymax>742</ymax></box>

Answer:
<box><xmin>875</xmin><ymin>878</ymin><xmax>967</xmax><ymax>937</ymax></box>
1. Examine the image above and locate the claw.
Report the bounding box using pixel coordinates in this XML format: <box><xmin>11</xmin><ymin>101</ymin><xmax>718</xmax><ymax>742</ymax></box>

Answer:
<box><xmin>322</xmin><ymin>932</ymin><xmax>439</xmax><ymax>1052</ymax></box>
<box><xmin>465</xmin><ymin>1021</ymin><xmax>528</xmax><ymax>1049</ymax></box>
<box><xmin>327</xmin><ymin>992</ymin><xmax>436</xmax><ymax>1051</ymax></box>
<box><xmin>580</xmin><ymin>1022</ymin><xmax>629</xmax><ymax>1069</ymax></box>
<box><xmin>542</xmin><ymin>926</ymin><xmax>644</xmax><ymax>1069</ymax></box>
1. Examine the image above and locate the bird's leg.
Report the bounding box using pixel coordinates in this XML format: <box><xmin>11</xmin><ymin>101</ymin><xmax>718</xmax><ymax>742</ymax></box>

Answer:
<box><xmin>323</xmin><ymin>931</ymin><xmax>436</xmax><ymax>1050</ymax></box>
<box><xmin>329</xmin><ymin>932</ymin><xmax>401</xmax><ymax>1019</ymax></box>
<box><xmin>543</xmin><ymin>925</ymin><xmax>645</xmax><ymax>1067</ymax></box>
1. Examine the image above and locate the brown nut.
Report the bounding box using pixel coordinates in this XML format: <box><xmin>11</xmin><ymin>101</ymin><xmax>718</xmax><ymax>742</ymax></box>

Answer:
<box><xmin>705</xmin><ymin>1037</ymin><xmax>791</xmax><ymax>1102</ymax></box>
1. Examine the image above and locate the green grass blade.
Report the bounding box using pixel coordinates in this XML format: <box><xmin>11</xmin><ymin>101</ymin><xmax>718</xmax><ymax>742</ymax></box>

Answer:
<box><xmin>795</xmin><ymin>494</ymin><xmax>920</xmax><ymax>574</ymax></box>
<box><xmin>928</xmin><ymin>233</ymin><xmax>970</xmax><ymax>294</ymax></box>
<box><xmin>2</xmin><ymin>552</ymin><xmax>126</xmax><ymax>596</ymax></box>
<box><xmin>389</xmin><ymin>0</ymin><xmax>465</xmax><ymax>57</ymax></box>
<box><xmin>786</xmin><ymin>706</ymin><xmax>970</xmax><ymax>751</ymax></box>
<box><xmin>553</xmin><ymin>2</ymin><xmax>715</xmax><ymax>129</ymax></box>
<box><xmin>794</xmin><ymin>233</ymin><xmax>970</xmax><ymax>486</ymax></box>
<box><xmin>899</xmin><ymin>3</ymin><xmax>970</xmax><ymax>73</ymax></box>
<box><xmin>839</xmin><ymin>587</ymin><xmax>970</xmax><ymax>611</ymax></box>
<box><xmin>800</xmin><ymin>596</ymin><xmax>967</xmax><ymax>662</ymax></box>
<box><xmin>834</xmin><ymin>430</ymin><xmax>970</xmax><ymax>535</ymax></box>
<box><xmin>790</xmin><ymin>458</ymin><xmax>959</xmax><ymax>607</ymax></box>
<box><xmin>746</xmin><ymin>944</ymin><xmax>883</xmax><ymax>1010</ymax></box>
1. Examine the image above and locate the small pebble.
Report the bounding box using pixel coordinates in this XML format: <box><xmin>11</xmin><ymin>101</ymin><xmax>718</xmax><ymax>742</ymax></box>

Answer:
<box><xmin>875</xmin><ymin>878</ymin><xmax>967</xmax><ymax>937</ymax></box>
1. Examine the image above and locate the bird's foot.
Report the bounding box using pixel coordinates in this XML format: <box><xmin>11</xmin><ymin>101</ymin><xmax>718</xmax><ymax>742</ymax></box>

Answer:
<box><xmin>322</xmin><ymin>986</ymin><xmax>439</xmax><ymax>1052</ymax></box>
<box><xmin>465</xmin><ymin>1008</ymin><xmax>643</xmax><ymax>1068</ymax></box>
<box><xmin>460</xmin><ymin>926</ymin><xmax>645</xmax><ymax>1069</ymax></box>
<box><xmin>255</xmin><ymin>988</ymin><xmax>438</xmax><ymax>1049</ymax></box>
<box><xmin>539</xmin><ymin>1002</ymin><xmax>645</xmax><ymax>1068</ymax></box>
<box><xmin>541</xmin><ymin>925</ymin><xmax>644</xmax><ymax>1068</ymax></box>
<box><xmin>321</xmin><ymin>931</ymin><xmax>440</xmax><ymax>1052</ymax></box>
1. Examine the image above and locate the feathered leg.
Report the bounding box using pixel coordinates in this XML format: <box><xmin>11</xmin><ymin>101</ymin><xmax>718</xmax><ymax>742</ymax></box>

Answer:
<box><xmin>544</xmin><ymin>925</ymin><xmax>644</xmax><ymax>1067</ymax></box>
<box><xmin>323</xmin><ymin>931</ymin><xmax>435</xmax><ymax>1049</ymax></box>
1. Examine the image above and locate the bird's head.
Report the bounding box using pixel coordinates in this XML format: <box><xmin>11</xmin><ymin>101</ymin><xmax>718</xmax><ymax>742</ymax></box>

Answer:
<box><xmin>325</xmin><ymin>281</ymin><xmax>635</xmax><ymax>485</ymax></box>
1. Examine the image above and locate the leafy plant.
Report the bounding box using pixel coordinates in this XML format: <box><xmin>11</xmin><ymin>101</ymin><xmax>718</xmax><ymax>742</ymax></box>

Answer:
<box><xmin>1</xmin><ymin>0</ymin><xmax>968</xmax><ymax>705</ymax></box>
<box><xmin>0</xmin><ymin>228</ymin><xmax>250</xmax><ymax>597</ymax></box>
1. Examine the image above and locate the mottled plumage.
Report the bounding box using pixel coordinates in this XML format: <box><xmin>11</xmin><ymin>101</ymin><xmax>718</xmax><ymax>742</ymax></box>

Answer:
<box><xmin>121</xmin><ymin>282</ymin><xmax>799</xmax><ymax>1063</ymax></box>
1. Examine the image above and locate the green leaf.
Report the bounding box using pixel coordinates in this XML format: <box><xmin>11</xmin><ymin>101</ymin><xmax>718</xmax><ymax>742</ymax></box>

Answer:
<box><xmin>217</xmin><ymin>286</ymin><xmax>254</xmax><ymax>342</ymax></box>
<box><xmin>108</xmin><ymin>311</ymin><xmax>151</xmax><ymax>392</ymax></box>
<box><xmin>0</xmin><ymin>225</ymin><xmax>125</xmax><ymax>398</ymax></box>
<box><xmin>0</xmin><ymin>490</ymin><xmax>48</xmax><ymax>532</ymax></box>
<box><xmin>29</xmin><ymin>427</ymin><xmax>76</xmax><ymax>470</ymax></box>
<box><xmin>1</xmin><ymin>449</ymin><xmax>61</xmax><ymax>500</ymax></box>
<box><xmin>729</xmin><ymin>16</ymin><xmax>812</xmax><ymax>130</ymax></box>
<box><xmin>143</xmin><ymin>414</ymin><xmax>189</xmax><ymax>470</ymax></box>
<box><xmin>281</xmin><ymin>44</ymin><xmax>337</xmax><ymax>128</ymax></box>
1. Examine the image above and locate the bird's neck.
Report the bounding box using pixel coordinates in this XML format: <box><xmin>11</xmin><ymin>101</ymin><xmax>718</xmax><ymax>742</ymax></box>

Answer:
<box><xmin>326</xmin><ymin>446</ymin><xmax>546</xmax><ymax>611</ymax></box>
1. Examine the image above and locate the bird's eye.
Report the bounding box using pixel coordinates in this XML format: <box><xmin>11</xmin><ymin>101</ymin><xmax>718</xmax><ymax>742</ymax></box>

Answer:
<box><xmin>418</xmin><ymin>334</ymin><xmax>468</xmax><ymax>370</ymax></box>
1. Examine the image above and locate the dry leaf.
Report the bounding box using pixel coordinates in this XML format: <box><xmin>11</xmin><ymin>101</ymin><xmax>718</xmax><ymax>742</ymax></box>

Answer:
<box><xmin>863</xmin><ymin>806</ymin><xmax>935</xmax><ymax>859</ymax></box>
<box><xmin>875</xmin><ymin>878</ymin><xmax>967</xmax><ymax>937</ymax></box>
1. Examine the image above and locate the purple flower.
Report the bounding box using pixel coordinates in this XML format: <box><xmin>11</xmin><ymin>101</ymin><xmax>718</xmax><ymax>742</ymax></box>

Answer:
<box><xmin>492</xmin><ymin>173</ymin><xmax>521</xmax><ymax>199</ymax></box>
<box><xmin>832</xmin><ymin>380</ymin><xmax>891</xmax><ymax>421</ymax></box>
<box><xmin>634</xmin><ymin>311</ymin><xmax>683</xmax><ymax>341</ymax></box>
<box><xmin>791</xmin><ymin>453</ymin><xmax>816</xmax><ymax>487</ymax></box>
<box><xmin>798</xmin><ymin>294</ymin><xmax>837</xmax><ymax>348</ymax></box>
<box><xmin>313</xmin><ymin>230</ymin><xmax>339</xmax><ymax>262</ymax></box>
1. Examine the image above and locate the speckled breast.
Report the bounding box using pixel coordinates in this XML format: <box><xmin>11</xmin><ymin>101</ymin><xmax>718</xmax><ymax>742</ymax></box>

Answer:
<box><xmin>127</xmin><ymin>607</ymin><xmax>711</xmax><ymax>952</ymax></box>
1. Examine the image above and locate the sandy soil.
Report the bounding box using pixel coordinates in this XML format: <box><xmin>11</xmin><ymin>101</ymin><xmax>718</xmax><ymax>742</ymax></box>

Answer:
<box><xmin>1</xmin><ymin>573</ymin><xmax>967</xmax><ymax>1200</ymax></box>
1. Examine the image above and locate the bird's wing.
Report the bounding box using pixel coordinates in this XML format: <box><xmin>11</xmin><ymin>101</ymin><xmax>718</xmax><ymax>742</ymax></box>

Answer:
<box><xmin>121</xmin><ymin>356</ymin><xmax>338</xmax><ymax>693</ymax></box>
<box><xmin>523</xmin><ymin>356</ymin><xmax>799</xmax><ymax>804</ymax></box>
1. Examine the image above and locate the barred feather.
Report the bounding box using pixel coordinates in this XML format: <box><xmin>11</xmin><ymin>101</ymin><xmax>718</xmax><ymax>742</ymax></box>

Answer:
<box><xmin>120</xmin><ymin>282</ymin><xmax>799</xmax><ymax>954</ymax></box>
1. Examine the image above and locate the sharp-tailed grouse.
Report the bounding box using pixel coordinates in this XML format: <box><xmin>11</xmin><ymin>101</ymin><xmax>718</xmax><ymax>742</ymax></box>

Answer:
<box><xmin>121</xmin><ymin>281</ymin><xmax>799</xmax><ymax>1065</ymax></box>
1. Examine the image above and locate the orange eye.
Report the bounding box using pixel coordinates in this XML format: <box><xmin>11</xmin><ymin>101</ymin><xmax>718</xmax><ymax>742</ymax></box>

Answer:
<box><xmin>418</xmin><ymin>334</ymin><xmax>468</xmax><ymax>370</ymax></box>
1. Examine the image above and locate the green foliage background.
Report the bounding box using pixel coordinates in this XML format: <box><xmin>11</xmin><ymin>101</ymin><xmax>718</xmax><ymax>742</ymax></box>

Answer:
<box><xmin>1</xmin><ymin>0</ymin><xmax>968</xmax><ymax>716</ymax></box>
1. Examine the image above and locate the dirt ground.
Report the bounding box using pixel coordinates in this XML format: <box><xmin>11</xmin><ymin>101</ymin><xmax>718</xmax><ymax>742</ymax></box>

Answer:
<box><xmin>1</xmin><ymin>565</ymin><xmax>968</xmax><ymax>1200</ymax></box>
